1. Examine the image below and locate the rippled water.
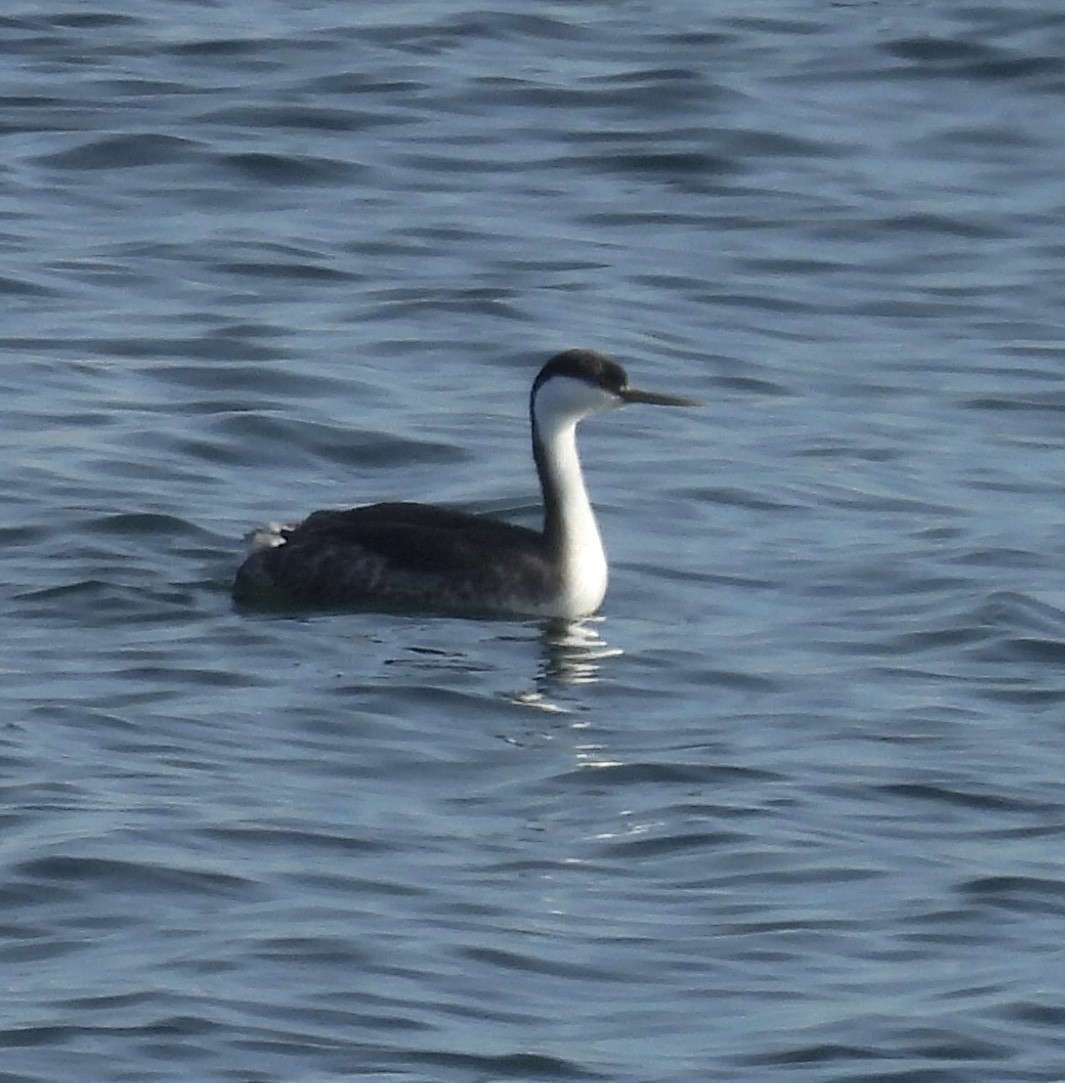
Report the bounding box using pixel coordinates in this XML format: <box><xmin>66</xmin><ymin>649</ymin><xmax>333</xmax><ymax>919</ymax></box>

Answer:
<box><xmin>5</xmin><ymin>1</ymin><xmax>1065</xmax><ymax>1080</ymax></box>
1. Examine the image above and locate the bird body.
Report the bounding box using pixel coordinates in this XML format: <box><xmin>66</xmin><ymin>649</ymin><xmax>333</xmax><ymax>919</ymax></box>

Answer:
<box><xmin>233</xmin><ymin>349</ymin><xmax>698</xmax><ymax>618</ymax></box>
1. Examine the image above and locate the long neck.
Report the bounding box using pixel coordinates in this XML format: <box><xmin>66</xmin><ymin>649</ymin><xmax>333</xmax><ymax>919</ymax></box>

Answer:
<box><xmin>531</xmin><ymin>407</ymin><xmax>608</xmax><ymax>612</ymax></box>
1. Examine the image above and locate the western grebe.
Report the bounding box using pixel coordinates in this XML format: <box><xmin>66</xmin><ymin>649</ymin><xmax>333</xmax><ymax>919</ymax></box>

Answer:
<box><xmin>233</xmin><ymin>348</ymin><xmax>700</xmax><ymax>618</ymax></box>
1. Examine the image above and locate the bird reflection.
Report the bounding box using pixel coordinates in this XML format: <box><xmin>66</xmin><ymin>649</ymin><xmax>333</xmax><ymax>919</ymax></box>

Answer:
<box><xmin>541</xmin><ymin>617</ymin><xmax>621</xmax><ymax>685</ymax></box>
<box><xmin>503</xmin><ymin>617</ymin><xmax>621</xmax><ymax>714</ymax></box>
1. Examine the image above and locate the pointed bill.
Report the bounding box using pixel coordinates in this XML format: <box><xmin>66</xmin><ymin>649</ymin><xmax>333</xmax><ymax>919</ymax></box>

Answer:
<box><xmin>618</xmin><ymin>386</ymin><xmax>703</xmax><ymax>407</ymax></box>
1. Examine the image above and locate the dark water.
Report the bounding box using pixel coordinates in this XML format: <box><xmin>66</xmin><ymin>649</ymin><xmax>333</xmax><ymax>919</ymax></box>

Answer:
<box><xmin>5</xmin><ymin>1</ymin><xmax>1065</xmax><ymax>1080</ymax></box>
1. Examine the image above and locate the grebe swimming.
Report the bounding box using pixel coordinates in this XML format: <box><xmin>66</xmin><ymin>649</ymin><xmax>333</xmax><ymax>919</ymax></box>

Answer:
<box><xmin>233</xmin><ymin>349</ymin><xmax>700</xmax><ymax>618</ymax></box>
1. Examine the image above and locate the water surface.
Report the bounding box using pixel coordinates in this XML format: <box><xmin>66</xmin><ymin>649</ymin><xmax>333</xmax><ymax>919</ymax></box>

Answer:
<box><xmin>4</xmin><ymin>2</ymin><xmax>1065</xmax><ymax>1080</ymax></box>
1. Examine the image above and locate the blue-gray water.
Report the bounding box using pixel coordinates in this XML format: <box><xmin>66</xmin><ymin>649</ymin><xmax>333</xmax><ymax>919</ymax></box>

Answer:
<box><xmin>4</xmin><ymin>2</ymin><xmax>1065</xmax><ymax>1080</ymax></box>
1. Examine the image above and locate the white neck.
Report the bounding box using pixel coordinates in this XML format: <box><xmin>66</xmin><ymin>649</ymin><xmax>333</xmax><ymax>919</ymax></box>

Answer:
<box><xmin>532</xmin><ymin>380</ymin><xmax>615</xmax><ymax>617</ymax></box>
